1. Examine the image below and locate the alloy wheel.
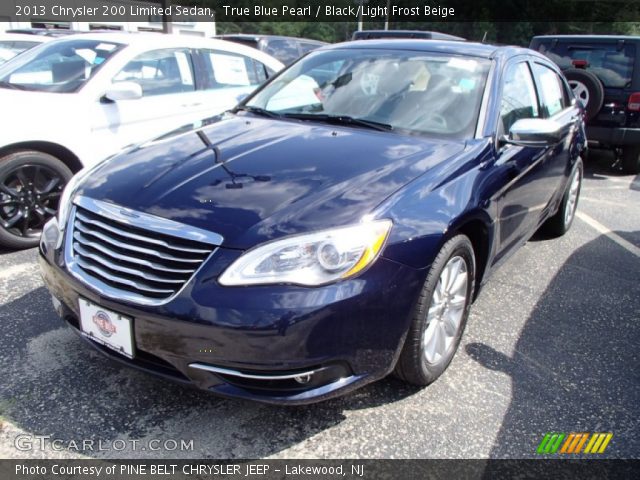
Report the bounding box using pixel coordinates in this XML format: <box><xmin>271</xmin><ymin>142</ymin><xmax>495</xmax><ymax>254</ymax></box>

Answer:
<box><xmin>423</xmin><ymin>255</ymin><xmax>469</xmax><ymax>364</ymax></box>
<box><xmin>569</xmin><ymin>80</ymin><xmax>590</xmax><ymax>107</ymax></box>
<box><xmin>0</xmin><ymin>164</ymin><xmax>65</xmax><ymax>238</ymax></box>
<box><xmin>564</xmin><ymin>168</ymin><xmax>581</xmax><ymax>227</ymax></box>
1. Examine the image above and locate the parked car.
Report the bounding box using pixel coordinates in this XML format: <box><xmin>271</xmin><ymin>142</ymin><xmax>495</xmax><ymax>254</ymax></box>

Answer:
<box><xmin>0</xmin><ymin>33</ymin><xmax>283</xmax><ymax>248</ymax></box>
<box><xmin>530</xmin><ymin>35</ymin><xmax>640</xmax><ymax>174</ymax></box>
<box><xmin>39</xmin><ymin>39</ymin><xmax>585</xmax><ymax>404</ymax></box>
<box><xmin>352</xmin><ymin>30</ymin><xmax>465</xmax><ymax>41</ymax></box>
<box><xmin>0</xmin><ymin>33</ymin><xmax>50</xmax><ymax>66</ymax></box>
<box><xmin>215</xmin><ymin>34</ymin><xmax>327</xmax><ymax>65</ymax></box>
<box><xmin>5</xmin><ymin>28</ymin><xmax>79</xmax><ymax>37</ymax></box>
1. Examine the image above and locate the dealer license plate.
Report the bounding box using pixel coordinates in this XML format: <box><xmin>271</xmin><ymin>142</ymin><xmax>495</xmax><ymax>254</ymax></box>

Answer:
<box><xmin>78</xmin><ymin>298</ymin><xmax>134</xmax><ymax>359</ymax></box>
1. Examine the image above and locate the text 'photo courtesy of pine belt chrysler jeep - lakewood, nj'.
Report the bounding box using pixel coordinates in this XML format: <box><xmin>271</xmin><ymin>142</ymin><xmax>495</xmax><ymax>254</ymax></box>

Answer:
<box><xmin>38</xmin><ymin>39</ymin><xmax>586</xmax><ymax>404</ymax></box>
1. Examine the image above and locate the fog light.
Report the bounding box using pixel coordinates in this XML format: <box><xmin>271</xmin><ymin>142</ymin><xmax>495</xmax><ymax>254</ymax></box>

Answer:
<box><xmin>294</xmin><ymin>374</ymin><xmax>312</xmax><ymax>384</ymax></box>
<box><xmin>40</xmin><ymin>217</ymin><xmax>61</xmax><ymax>253</ymax></box>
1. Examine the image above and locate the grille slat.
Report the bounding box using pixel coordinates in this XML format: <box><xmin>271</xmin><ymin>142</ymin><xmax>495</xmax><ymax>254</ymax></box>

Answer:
<box><xmin>74</xmin><ymin>226</ymin><xmax>203</xmax><ymax>264</ymax></box>
<box><xmin>70</xmin><ymin>202</ymin><xmax>216</xmax><ymax>302</ymax></box>
<box><xmin>73</xmin><ymin>243</ymin><xmax>186</xmax><ymax>284</ymax></box>
<box><xmin>75</xmin><ymin>257</ymin><xmax>176</xmax><ymax>296</ymax></box>
<box><xmin>75</xmin><ymin>211</ymin><xmax>210</xmax><ymax>254</ymax></box>
<box><xmin>72</xmin><ymin>228</ymin><xmax>197</xmax><ymax>273</ymax></box>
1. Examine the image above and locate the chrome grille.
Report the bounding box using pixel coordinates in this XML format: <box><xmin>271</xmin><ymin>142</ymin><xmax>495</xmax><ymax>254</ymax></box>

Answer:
<box><xmin>66</xmin><ymin>196</ymin><xmax>221</xmax><ymax>305</ymax></box>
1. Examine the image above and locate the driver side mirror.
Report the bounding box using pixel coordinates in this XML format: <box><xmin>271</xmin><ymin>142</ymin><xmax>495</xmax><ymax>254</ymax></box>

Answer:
<box><xmin>103</xmin><ymin>81</ymin><xmax>143</xmax><ymax>102</ymax></box>
<box><xmin>503</xmin><ymin>118</ymin><xmax>564</xmax><ymax>147</ymax></box>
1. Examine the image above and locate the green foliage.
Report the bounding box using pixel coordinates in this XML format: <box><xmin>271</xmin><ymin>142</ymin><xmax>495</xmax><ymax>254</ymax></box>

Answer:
<box><xmin>216</xmin><ymin>21</ymin><xmax>640</xmax><ymax>46</ymax></box>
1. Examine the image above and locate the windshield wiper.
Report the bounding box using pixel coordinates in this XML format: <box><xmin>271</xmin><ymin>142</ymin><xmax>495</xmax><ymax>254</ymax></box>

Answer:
<box><xmin>281</xmin><ymin>113</ymin><xmax>393</xmax><ymax>132</ymax></box>
<box><xmin>0</xmin><ymin>81</ymin><xmax>29</xmax><ymax>91</ymax></box>
<box><xmin>231</xmin><ymin>105</ymin><xmax>281</xmax><ymax>119</ymax></box>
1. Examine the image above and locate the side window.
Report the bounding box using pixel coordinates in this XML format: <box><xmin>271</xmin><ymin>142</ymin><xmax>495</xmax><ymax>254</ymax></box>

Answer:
<box><xmin>531</xmin><ymin>63</ymin><xmax>568</xmax><ymax>117</ymax></box>
<box><xmin>199</xmin><ymin>49</ymin><xmax>261</xmax><ymax>89</ymax></box>
<box><xmin>252</xmin><ymin>59</ymin><xmax>269</xmax><ymax>83</ymax></box>
<box><xmin>263</xmin><ymin>39</ymin><xmax>301</xmax><ymax>65</ymax></box>
<box><xmin>298</xmin><ymin>41</ymin><xmax>322</xmax><ymax>55</ymax></box>
<box><xmin>500</xmin><ymin>62</ymin><xmax>539</xmax><ymax>134</ymax></box>
<box><xmin>113</xmin><ymin>48</ymin><xmax>194</xmax><ymax>97</ymax></box>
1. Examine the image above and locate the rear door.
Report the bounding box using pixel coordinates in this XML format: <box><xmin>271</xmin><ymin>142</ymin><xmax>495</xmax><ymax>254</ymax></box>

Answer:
<box><xmin>191</xmin><ymin>48</ymin><xmax>273</xmax><ymax>114</ymax></box>
<box><xmin>530</xmin><ymin>61</ymin><xmax>579</xmax><ymax>195</ymax></box>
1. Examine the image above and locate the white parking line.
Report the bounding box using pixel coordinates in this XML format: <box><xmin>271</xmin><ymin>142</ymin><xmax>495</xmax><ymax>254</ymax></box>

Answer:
<box><xmin>580</xmin><ymin>196</ymin><xmax>626</xmax><ymax>207</ymax></box>
<box><xmin>576</xmin><ymin>211</ymin><xmax>640</xmax><ymax>258</ymax></box>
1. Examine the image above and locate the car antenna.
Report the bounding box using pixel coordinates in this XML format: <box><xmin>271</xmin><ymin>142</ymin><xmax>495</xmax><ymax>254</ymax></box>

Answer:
<box><xmin>197</xmin><ymin>129</ymin><xmax>222</xmax><ymax>164</ymax></box>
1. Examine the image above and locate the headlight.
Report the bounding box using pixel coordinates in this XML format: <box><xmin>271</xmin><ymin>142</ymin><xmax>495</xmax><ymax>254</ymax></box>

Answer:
<box><xmin>57</xmin><ymin>166</ymin><xmax>94</xmax><ymax>231</ymax></box>
<box><xmin>219</xmin><ymin>219</ymin><xmax>392</xmax><ymax>286</ymax></box>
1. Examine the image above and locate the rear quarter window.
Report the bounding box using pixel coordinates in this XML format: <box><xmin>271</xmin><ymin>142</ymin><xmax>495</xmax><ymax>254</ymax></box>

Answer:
<box><xmin>537</xmin><ymin>41</ymin><xmax>635</xmax><ymax>88</ymax></box>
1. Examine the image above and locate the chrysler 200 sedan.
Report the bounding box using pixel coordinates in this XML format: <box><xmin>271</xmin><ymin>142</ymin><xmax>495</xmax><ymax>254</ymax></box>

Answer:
<box><xmin>39</xmin><ymin>40</ymin><xmax>586</xmax><ymax>404</ymax></box>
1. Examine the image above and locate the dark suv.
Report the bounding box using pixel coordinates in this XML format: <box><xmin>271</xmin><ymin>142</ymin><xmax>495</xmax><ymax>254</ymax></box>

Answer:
<box><xmin>351</xmin><ymin>30</ymin><xmax>464</xmax><ymax>41</ymax></box>
<box><xmin>215</xmin><ymin>34</ymin><xmax>326</xmax><ymax>66</ymax></box>
<box><xmin>530</xmin><ymin>35</ymin><xmax>640</xmax><ymax>174</ymax></box>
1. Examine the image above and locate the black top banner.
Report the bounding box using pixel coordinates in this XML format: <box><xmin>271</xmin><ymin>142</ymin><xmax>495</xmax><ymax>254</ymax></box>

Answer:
<box><xmin>2</xmin><ymin>0</ymin><xmax>640</xmax><ymax>23</ymax></box>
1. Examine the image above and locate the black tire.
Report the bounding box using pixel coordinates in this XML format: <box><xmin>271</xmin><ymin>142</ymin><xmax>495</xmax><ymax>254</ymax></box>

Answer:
<box><xmin>622</xmin><ymin>146</ymin><xmax>640</xmax><ymax>175</ymax></box>
<box><xmin>0</xmin><ymin>151</ymin><xmax>73</xmax><ymax>250</ymax></box>
<box><xmin>543</xmin><ymin>158</ymin><xmax>583</xmax><ymax>237</ymax></box>
<box><xmin>394</xmin><ymin>234</ymin><xmax>475</xmax><ymax>386</ymax></box>
<box><xmin>563</xmin><ymin>69</ymin><xmax>604</xmax><ymax>121</ymax></box>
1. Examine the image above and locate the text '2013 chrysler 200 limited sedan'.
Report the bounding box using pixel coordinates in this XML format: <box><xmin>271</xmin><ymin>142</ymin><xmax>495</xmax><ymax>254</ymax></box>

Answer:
<box><xmin>40</xmin><ymin>40</ymin><xmax>586</xmax><ymax>404</ymax></box>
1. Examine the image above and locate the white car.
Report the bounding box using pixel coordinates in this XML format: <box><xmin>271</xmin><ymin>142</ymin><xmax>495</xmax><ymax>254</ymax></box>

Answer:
<box><xmin>0</xmin><ymin>33</ymin><xmax>283</xmax><ymax>248</ymax></box>
<box><xmin>0</xmin><ymin>33</ymin><xmax>50</xmax><ymax>65</ymax></box>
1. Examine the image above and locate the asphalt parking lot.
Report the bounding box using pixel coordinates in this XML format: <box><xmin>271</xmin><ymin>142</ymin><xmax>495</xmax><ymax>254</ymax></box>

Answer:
<box><xmin>0</xmin><ymin>150</ymin><xmax>638</xmax><ymax>459</ymax></box>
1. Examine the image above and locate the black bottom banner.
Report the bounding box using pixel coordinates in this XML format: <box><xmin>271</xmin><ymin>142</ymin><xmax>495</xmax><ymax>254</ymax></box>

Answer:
<box><xmin>1</xmin><ymin>459</ymin><xmax>639</xmax><ymax>480</ymax></box>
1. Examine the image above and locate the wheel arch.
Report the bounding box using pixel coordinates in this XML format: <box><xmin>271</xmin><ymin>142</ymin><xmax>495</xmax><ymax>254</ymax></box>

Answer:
<box><xmin>447</xmin><ymin>214</ymin><xmax>494</xmax><ymax>300</ymax></box>
<box><xmin>0</xmin><ymin>141</ymin><xmax>83</xmax><ymax>173</ymax></box>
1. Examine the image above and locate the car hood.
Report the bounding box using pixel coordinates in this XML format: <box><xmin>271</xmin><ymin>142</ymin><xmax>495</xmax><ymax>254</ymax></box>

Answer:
<box><xmin>78</xmin><ymin>115</ymin><xmax>465</xmax><ymax>249</ymax></box>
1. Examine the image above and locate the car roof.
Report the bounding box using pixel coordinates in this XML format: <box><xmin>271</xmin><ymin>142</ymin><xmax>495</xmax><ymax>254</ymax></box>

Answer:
<box><xmin>0</xmin><ymin>33</ymin><xmax>49</xmax><ymax>43</ymax></box>
<box><xmin>217</xmin><ymin>34</ymin><xmax>327</xmax><ymax>45</ymax></box>
<box><xmin>352</xmin><ymin>30</ymin><xmax>465</xmax><ymax>41</ymax></box>
<box><xmin>532</xmin><ymin>35</ymin><xmax>640</xmax><ymax>41</ymax></box>
<box><xmin>5</xmin><ymin>28</ymin><xmax>77</xmax><ymax>37</ymax></box>
<box><xmin>214</xmin><ymin>33</ymin><xmax>328</xmax><ymax>45</ymax></box>
<box><xmin>31</xmin><ymin>32</ymin><xmax>285</xmax><ymax>69</ymax></box>
<box><xmin>44</xmin><ymin>32</ymin><xmax>239</xmax><ymax>47</ymax></box>
<box><xmin>324</xmin><ymin>39</ymin><xmax>533</xmax><ymax>60</ymax></box>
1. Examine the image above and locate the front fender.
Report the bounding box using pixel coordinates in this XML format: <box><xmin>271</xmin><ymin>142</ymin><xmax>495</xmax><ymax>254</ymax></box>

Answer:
<box><xmin>376</xmin><ymin>139</ymin><xmax>496</xmax><ymax>270</ymax></box>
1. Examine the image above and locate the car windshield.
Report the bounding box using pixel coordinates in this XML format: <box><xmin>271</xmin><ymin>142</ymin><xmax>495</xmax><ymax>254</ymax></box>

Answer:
<box><xmin>245</xmin><ymin>48</ymin><xmax>491</xmax><ymax>139</ymax></box>
<box><xmin>0</xmin><ymin>39</ymin><xmax>123</xmax><ymax>93</ymax></box>
<box><xmin>0</xmin><ymin>40</ymin><xmax>41</xmax><ymax>65</ymax></box>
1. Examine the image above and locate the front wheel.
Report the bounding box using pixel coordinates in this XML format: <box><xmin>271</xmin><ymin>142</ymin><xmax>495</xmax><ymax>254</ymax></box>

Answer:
<box><xmin>542</xmin><ymin>158</ymin><xmax>583</xmax><ymax>237</ymax></box>
<box><xmin>0</xmin><ymin>151</ymin><xmax>72</xmax><ymax>249</ymax></box>
<box><xmin>394</xmin><ymin>234</ymin><xmax>475</xmax><ymax>386</ymax></box>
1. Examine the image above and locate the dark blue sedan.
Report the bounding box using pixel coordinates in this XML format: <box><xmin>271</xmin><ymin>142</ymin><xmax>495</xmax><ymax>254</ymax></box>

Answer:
<box><xmin>39</xmin><ymin>40</ymin><xmax>586</xmax><ymax>404</ymax></box>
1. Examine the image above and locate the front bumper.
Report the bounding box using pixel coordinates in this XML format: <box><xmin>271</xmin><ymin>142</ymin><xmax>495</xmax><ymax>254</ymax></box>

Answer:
<box><xmin>39</xmin><ymin>222</ymin><xmax>425</xmax><ymax>405</ymax></box>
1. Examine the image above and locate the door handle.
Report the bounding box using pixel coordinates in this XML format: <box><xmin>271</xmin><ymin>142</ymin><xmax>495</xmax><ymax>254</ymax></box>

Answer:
<box><xmin>181</xmin><ymin>103</ymin><xmax>203</xmax><ymax>108</ymax></box>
